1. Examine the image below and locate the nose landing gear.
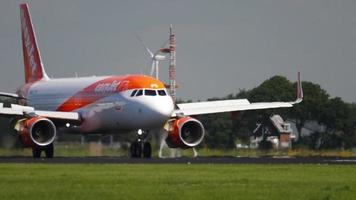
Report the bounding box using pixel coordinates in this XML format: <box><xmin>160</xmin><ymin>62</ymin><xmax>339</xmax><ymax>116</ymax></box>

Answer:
<box><xmin>130</xmin><ymin>129</ymin><xmax>152</xmax><ymax>158</ymax></box>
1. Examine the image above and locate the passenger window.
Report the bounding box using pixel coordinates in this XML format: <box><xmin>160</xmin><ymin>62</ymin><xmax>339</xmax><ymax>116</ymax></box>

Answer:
<box><xmin>145</xmin><ymin>90</ymin><xmax>157</xmax><ymax>96</ymax></box>
<box><xmin>158</xmin><ymin>90</ymin><xmax>167</xmax><ymax>96</ymax></box>
<box><xmin>136</xmin><ymin>90</ymin><xmax>143</xmax><ymax>96</ymax></box>
<box><xmin>130</xmin><ymin>90</ymin><xmax>138</xmax><ymax>97</ymax></box>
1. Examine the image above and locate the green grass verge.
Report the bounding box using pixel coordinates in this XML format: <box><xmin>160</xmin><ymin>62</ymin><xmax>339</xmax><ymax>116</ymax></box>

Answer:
<box><xmin>0</xmin><ymin>164</ymin><xmax>355</xmax><ymax>200</ymax></box>
<box><xmin>1</xmin><ymin>142</ymin><xmax>355</xmax><ymax>158</ymax></box>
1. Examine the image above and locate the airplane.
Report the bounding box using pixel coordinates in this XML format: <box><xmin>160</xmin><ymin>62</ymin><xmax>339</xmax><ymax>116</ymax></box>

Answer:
<box><xmin>0</xmin><ymin>3</ymin><xmax>303</xmax><ymax>158</ymax></box>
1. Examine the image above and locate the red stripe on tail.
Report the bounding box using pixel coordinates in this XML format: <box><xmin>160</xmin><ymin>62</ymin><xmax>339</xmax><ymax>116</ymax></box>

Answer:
<box><xmin>20</xmin><ymin>4</ymin><xmax>48</xmax><ymax>83</ymax></box>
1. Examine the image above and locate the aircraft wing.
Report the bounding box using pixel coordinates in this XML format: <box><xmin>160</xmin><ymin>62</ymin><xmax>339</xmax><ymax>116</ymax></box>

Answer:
<box><xmin>172</xmin><ymin>72</ymin><xmax>303</xmax><ymax>117</ymax></box>
<box><xmin>0</xmin><ymin>92</ymin><xmax>80</xmax><ymax>123</ymax></box>
<box><xmin>173</xmin><ymin>99</ymin><xmax>296</xmax><ymax>117</ymax></box>
<box><xmin>0</xmin><ymin>103</ymin><xmax>80</xmax><ymax>123</ymax></box>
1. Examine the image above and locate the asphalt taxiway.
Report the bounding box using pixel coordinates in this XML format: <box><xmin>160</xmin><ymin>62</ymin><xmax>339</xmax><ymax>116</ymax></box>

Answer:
<box><xmin>0</xmin><ymin>156</ymin><xmax>355</xmax><ymax>164</ymax></box>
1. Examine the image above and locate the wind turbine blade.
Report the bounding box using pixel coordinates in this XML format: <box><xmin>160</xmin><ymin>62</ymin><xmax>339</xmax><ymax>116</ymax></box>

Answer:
<box><xmin>154</xmin><ymin>38</ymin><xmax>170</xmax><ymax>56</ymax></box>
<box><xmin>136</xmin><ymin>34</ymin><xmax>154</xmax><ymax>57</ymax></box>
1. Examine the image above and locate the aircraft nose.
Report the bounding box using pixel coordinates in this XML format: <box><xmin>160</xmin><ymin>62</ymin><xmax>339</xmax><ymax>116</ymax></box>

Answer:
<box><xmin>152</xmin><ymin>97</ymin><xmax>174</xmax><ymax>118</ymax></box>
<box><xmin>133</xmin><ymin>95</ymin><xmax>174</xmax><ymax>129</ymax></box>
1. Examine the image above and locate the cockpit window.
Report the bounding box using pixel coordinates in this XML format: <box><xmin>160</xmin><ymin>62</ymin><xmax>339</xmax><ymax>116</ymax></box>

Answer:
<box><xmin>136</xmin><ymin>90</ymin><xmax>143</xmax><ymax>96</ymax></box>
<box><xmin>158</xmin><ymin>90</ymin><xmax>167</xmax><ymax>96</ymax></box>
<box><xmin>145</xmin><ymin>90</ymin><xmax>157</xmax><ymax>96</ymax></box>
<box><xmin>130</xmin><ymin>90</ymin><xmax>138</xmax><ymax>97</ymax></box>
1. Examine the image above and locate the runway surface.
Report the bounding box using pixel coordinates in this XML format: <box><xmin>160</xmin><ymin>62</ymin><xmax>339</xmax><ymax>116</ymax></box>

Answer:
<box><xmin>0</xmin><ymin>156</ymin><xmax>356</xmax><ymax>164</ymax></box>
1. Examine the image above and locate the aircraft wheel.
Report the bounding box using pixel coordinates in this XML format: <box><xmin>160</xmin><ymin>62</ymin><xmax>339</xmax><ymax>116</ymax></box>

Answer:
<box><xmin>44</xmin><ymin>143</ymin><xmax>54</xmax><ymax>158</ymax></box>
<box><xmin>143</xmin><ymin>142</ymin><xmax>151</xmax><ymax>158</ymax></box>
<box><xmin>32</xmin><ymin>147</ymin><xmax>41</xmax><ymax>158</ymax></box>
<box><xmin>130</xmin><ymin>141</ymin><xmax>142</xmax><ymax>158</ymax></box>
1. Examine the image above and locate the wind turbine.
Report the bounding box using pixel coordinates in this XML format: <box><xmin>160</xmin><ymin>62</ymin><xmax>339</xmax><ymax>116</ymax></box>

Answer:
<box><xmin>136</xmin><ymin>35</ymin><xmax>169</xmax><ymax>79</ymax></box>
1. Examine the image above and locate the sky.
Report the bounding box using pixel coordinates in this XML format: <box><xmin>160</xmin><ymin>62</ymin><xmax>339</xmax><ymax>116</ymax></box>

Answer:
<box><xmin>0</xmin><ymin>0</ymin><xmax>355</xmax><ymax>103</ymax></box>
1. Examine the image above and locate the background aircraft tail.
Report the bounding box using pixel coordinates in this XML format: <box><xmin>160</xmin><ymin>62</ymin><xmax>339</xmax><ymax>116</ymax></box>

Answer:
<box><xmin>20</xmin><ymin>3</ymin><xmax>49</xmax><ymax>83</ymax></box>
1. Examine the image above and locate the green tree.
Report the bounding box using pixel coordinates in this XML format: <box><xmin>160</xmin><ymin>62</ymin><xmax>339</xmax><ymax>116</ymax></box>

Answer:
<box><xmin>317</xmin><ymin>98</ymin><xmax>356</xmax><ymax>149</ymax></box>
<box><xmin>248</xmin><ymin>75</ymin><xmax>294</xmax><ymax>103</ymax></box>
<box><xmin>232</xmin><ymin>76</ymin><xmax>295</xmax><ymax>144</ymax></box>
<box><xmin>343</xmin><ymin>104</ymin><xmax>356</xmax><ymax>148</ymax></box>
<box><xmin>200</xmin><ymin>113</ymin><xmax>234</xmax><ymax>149</ymax></box>
<box><xmin>289</xmin><ymin>81</ymin><xmax>329</xmax><ymax>140</ymax></box>
<box><xmin>247</xmin><ymin>75</ymin><xmax>295</xmax><ymax>126</ymax></box>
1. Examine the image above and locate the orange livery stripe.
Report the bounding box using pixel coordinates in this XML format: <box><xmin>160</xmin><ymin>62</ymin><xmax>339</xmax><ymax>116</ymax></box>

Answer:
<box><xmin>57</xmin><ymin>75</ymin><xmax>165</xmax><ymax>112</ymax></box>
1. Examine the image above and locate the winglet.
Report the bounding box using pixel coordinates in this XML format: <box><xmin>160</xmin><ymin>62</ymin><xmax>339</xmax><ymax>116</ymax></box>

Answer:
<box><xmin>292</xmin><ymin>72</ymin><xmax>303</xmax><ymax>104</ymax></box>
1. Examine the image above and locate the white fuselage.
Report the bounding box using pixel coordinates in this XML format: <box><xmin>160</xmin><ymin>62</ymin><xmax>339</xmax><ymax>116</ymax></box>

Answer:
<box><xmin>17</xmin><ymin>75</ymin><xmax>174</xmax><ymax>134</ymax></box>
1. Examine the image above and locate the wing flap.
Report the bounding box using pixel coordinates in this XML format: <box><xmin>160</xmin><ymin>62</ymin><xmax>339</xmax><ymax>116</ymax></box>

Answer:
<box><xmin>0</xmin><ymin>103</ymin><xmax>80</xmax><ymax>122</ymax></box>
<box><xmin>0</xmin><ymin>103</ymin><xmax>34</xmax><ymax>115</ymax></box>
<box><xmin>33</xmin><ymin>110</ymin><xmax>80</xmax><ymax>121</ymax></box>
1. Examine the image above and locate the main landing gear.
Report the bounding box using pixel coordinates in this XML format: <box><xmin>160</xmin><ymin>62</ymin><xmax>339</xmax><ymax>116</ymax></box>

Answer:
<box><xmin>32</xmin><ymin>143</ymin><xmax>54</xmax><ymax>158</ymax></box>
<box><xmin>130</xmin><ymin>129</ymin><xmax>152</xmax><ymax>158</ymax></box>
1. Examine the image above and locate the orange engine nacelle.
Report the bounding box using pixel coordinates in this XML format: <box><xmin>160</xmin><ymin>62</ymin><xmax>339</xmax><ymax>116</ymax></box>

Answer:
<box><xmin>166</xmin><ymin>117</ymin><xmax>205</xmax><ymax>148</ymax></box>
<box><xmin>15</xmin><ymin>117</ymin><xmax>57</xmax><ymax>147</ymax></box>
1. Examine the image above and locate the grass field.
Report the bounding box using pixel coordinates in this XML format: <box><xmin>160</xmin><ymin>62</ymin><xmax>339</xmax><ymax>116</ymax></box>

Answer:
<box><xmin>0</xmin><ymin>164</ymin><xmax>355</xmax><ymax>200</ymax></box>
<box><xmin>0</xmin><ymin>142</ymin><xmax>355</xmax><ymax>158</ymax></box>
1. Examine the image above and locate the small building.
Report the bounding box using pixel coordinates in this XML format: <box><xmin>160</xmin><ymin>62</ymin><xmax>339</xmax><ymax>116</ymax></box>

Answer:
<box><xmin>250</xmin><ymin>114</ymin><xmax>295</xmax><ymax>149</ymax></box>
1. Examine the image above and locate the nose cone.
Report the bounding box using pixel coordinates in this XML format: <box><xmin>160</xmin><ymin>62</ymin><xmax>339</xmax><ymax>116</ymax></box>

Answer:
<box><xmin>141</xmin><ymin>96</ymin><xmax>174</xmax><ymax>128</ymax></box>
<box><xmin>150</xmin><ymin>96</ymin><xmax>174</xmax><ymax>119</ymax></box>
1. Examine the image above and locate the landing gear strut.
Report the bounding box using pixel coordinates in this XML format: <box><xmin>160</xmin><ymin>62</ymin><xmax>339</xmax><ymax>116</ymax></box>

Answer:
<box><xmin>130</xmin><ymin>129</ymin><xmax>151</xmax><ymax>158</ymax></box>
<box><xmin>32</xmin><ymin>143</ymin><xmax>54</xmax><ymax>158</ymax></box>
